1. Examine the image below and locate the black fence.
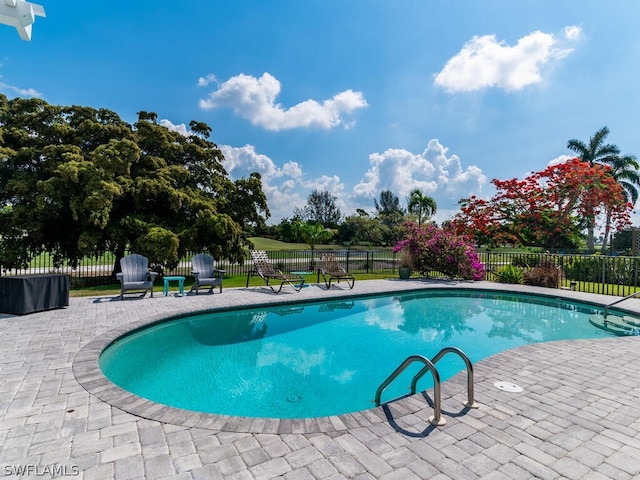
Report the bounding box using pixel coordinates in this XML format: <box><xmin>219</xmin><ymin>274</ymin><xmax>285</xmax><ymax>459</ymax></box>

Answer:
<box><xmin>481</xmin><ymin>251</ymin><xmax>640</xmax><ymax>296</ymax></box>
<box><xmin>3</xmin><ymin>249</ymin><xmax>640</xmax><ymax>296</ymax></box>
<box><xmin>0</xmin><ymin>250</ymin><xmax>403</xmax><ymax>288</ymax></box>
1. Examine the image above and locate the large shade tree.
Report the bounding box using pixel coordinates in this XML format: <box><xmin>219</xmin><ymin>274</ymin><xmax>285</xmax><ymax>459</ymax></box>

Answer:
<box><xmin>454</xmin><ymin>159</ymin><xmax>632</xmax><ymax>250</ymax></box>
<box><xmin>0</xmin><ymin>95</ymin><xmax>269</xmax><ymax>273</ymax></box>
<box><xmin>567</xmin><ymin>126</ymin><xmax>639</xmax><ymax>252</ymax></box>
<box><xmin>601</xmin><ymin>154</ymin><xmax>640</xmax><ymax>252</ymax></box>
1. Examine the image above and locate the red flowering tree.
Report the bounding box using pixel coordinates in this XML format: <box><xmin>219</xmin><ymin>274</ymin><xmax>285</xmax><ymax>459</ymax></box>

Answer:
<box><xmin>454</xmin><ymin>158</ymin><xmax>632</xmax><ymax>249</ymax></box>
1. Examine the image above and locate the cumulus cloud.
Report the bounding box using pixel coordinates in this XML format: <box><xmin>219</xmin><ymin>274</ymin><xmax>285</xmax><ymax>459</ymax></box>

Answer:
<box><xmin>222</xmin><ymin>140</ymin><xmax>486</xmax><ymax>223</ymax></box>
<box><xmin>220</xmin><ymin>144</ymin><xmax>349</xmax><ymax>222</ymax></box>
<box><xmin>220</xmin><ymin>144</ymin><xmax>301</xmax><ymax>181</ymax></box>
<box><xmin>158</xmin><ymin>125</ymin><xmax>484</xmax><ymax>223</ymax></box>
<box><xmin>199</xmin><ymin>72</ymin><xmax>368</xmax><ymax>131</ymax></box>
<box><xmin>547</xmin><ymin>154</ymin><xmax>575</xmax><ymax>167</ymax></box>
<box><xmin>351</xmin><ymin>140</ymin><xmax>486</xmax><ymax>222</ymax></box>
<box><xmin>434</xmin><ymin>26</ymin><xmax>581</xmax><ymax>93</ymax></box>
<box><xmin>221</xmin><ymin>144</ymin><xmax>306</xmax><ymax>220</ymax></box>
<box><xmin>159</xmin><ymin>119</ymin><xmax>193</xmax><ymax>136</ymax></box>
<box><xmin>352</xmin><ymin>139</ymin><xmax>486</xmax><ymax>216</ymax></box>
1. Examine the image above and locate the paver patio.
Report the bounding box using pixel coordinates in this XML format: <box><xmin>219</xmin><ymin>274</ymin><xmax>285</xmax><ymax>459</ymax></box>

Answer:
<box><xmin>1</xmin><ymin>279</ymin><xmax>640</xmax><ymax>479</ymax></box>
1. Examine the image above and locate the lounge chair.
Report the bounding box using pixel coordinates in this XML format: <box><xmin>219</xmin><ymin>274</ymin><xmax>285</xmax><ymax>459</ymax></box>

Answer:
<box><xmin>246</xmin><ymin>250</ymin><xmax>305</xmax><ymax>293</ymax></box>
<box><xmin>116</xmin><ymin>254</ymin><xmax>157</xmax><ymax>300</ymax></box>
<box><xmin>190</xmin><ymin>253</ymin><xmax>225</xmax><ymax>294</ymax></box>
<box><xmin>319</xmin><ymin>252</ymin><xmax>355</xmax><ymax>289</ymax></box>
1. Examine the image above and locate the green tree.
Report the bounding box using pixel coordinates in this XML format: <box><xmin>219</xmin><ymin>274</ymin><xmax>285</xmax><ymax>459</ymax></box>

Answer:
<box><xmin>220</xmin><ymin>172</ymin><xmax>270</xmax><ymax>234</ymax></box>
<box><xmin>407</xmin><ymin>189</ymin><xmax>437</xmax><ymax>227</ymax></box>
<box><xmin>0</xmin><ymin>95</ymin><xmax>267</xmax><ymax>273</ymax></box>
<box><xmin>374</xmin><ymin>190</ymin><xmax>404</xmax><ymax>225</ymax></box>
<box><xmin>567</xmin><ymin>126</ymin><xmax>625</xmax><ymax>252</ymax></box>
<box><xmin>338</xmin><ymin>214</ymin><xmax>384</xmax><ymax>246</ymax></box>
<box><xmin>295</xmin><ymin>221</ymin><xmax>336</xmax><ymax>250</ymax></box>
<box><xmin>373</xmin><ymin>190</ymin><xmax>405</xmax><ymax>246</ymax></box>
<box><xmin>601</xmin><ymin>154</ymin><xmax>640</xmax><ymax>252</ymax></box>
<box><xmin>293</xmin><ymin>189</ymin><xmax>342</xmax><ymax>227</ymax></box>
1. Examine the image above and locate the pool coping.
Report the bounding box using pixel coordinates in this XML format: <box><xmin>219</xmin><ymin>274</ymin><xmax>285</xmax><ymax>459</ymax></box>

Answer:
<box><xmin>71</xmin><ymin>280</ymin><xmax>640</xmax><ymax>434</ymax></box>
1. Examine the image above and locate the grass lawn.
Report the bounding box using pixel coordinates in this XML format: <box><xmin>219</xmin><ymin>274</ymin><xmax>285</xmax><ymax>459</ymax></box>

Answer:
<box><xmin>248</xmin><ymin>237</ymin><xmax>392</xmax><ymax>252</ymax></box>
<box><xmin>70</xmin><ymin>272</ymin><xmax>396</xmax><ymax>297</ymax></box>
<box><xmin>70</xmin><ymin>274</ymin><xmax>640</xmax><ymax>298</ymax></box>
<box><xmin>559</xmin><ymin>278</ymin><xmax>640</xmax><ymax>296</ymax></box>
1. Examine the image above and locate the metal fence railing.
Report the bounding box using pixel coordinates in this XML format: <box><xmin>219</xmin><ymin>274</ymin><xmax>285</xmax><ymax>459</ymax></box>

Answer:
<box><xmin>0</xmin><ymin>249</ymin><xmax>402</xmax><ymax>289</ymax></box>
<box><xmin>481</xmin><ymin>251</ymin><xmax>640</xmax><ymax>297</ymax></box>
<box><xmin>3</xmin><ymin>249</ymin><xmax>640</xmax><ymax>296</ymax></box>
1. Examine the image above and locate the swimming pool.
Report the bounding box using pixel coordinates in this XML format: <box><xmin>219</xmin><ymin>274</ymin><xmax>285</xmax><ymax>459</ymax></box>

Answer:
<box><xmin>99</xmin><ymin>289</ymin><xmax>636</xmax><ymax>419</ymax></box>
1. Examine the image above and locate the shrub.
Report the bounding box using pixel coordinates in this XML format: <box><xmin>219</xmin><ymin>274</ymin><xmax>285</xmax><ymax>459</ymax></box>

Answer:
<box><xmin>511</xmin><ymin>254</ymin><xmax>541</xmax><ymax>268</ymax></box>
<box><xmin>523</xmin><ymin>260</ymin><xmax>560</xmax><ymax>288</ymax></box>
<box><xmin>394</xmin><ymin>222</ymin><xmax>485</xmax><ymax>280</ymax></box>
<box><xmin>495</xmin><ymin>264</ymin><xmax>524</xmax><ymax>284</ymax></box>
<box><xmin>134</xmin><ymin>226</ymin><xmax>180</xmax><ymax>273</ymax></box>
<box><xmin>562</xmin><ymin>255</ymin><xmax>636</xmax><ymax>285</ymax></box>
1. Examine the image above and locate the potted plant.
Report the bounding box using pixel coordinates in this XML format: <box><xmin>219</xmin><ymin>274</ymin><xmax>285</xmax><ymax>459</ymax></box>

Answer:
<box><xmin>398</xmin><ymin>251</ymin><xmax>412</xmax><ymax>279</ymax></box>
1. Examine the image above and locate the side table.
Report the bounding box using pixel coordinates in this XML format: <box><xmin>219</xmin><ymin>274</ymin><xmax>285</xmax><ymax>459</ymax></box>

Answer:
<box><xmin>163</xmin><ymin>276</ymin><xmax>185</xmax><ymax>296</ymax></box>
<box><xmin>290</xmin><ymin>271</ymin><xmax>312</xmax><ymax>288</ymax></box>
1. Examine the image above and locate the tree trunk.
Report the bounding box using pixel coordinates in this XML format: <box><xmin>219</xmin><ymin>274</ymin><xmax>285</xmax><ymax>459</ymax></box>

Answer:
<box><xmin>112</xmin><ymin>245</ymin><xmax>126</xmax><ymax>277</ymax></box>
<box><xmin>601</xmin><ymin>208</ymin><xmax>612</xmax><ymax>254</ymax></box>
<box><xmin>587</xmin><ymin>224</ymin><xmax>596</xmax><ymax>253</ymax></box>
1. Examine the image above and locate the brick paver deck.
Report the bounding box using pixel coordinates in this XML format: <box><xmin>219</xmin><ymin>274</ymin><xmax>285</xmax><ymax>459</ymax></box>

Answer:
<box><xmin>1</xmin><ymin>279</ymin><xmax>640</xmax><ymax>479</ymax></box>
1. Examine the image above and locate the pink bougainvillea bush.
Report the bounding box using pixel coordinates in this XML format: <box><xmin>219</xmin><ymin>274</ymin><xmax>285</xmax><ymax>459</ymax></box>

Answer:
<box><xmin>394</xmin><ymin>222</ymin><xmax>485</xmax><ymax>281</ymax></box>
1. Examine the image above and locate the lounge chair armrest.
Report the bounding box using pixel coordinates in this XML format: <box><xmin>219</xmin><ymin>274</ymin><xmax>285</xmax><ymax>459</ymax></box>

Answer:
<box><xmin>116</xmin><ymin>272</ymin><xmax>124</xmax><ymax>281</ymax></box>
<box><xmin>148</xmin><ymin>271</ymin><xmax>158</xmax><ymax>282</ymax></box>
<box><xmin>214</xmin><ymin>269</ymin><xmax>226</xmax><ymax>275</ymax></box>
<box><xmin>192</xmin><ymin>270</ymin><xmax>200</xmax><ymax>277</ymax></box>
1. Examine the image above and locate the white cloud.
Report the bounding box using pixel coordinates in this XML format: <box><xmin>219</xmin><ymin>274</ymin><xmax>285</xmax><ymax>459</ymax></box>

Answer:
<box><xmin>0</xmin><ymin>80</ymin><xmax>42</xmax><ymax>98</ymax></box>
<box><xmin>143</xmin><ymin>132</ymin><xmax>487</xmax><ymax>223</ymax></box>
<box><xmin>220</xmin><ymin>144</ymin><xmax>349</xmax><ymax>222</ymax></box>
<box><xmin>159</xmin><ymin>119</ymin><xmax>193</xmax><ymax>136</ymax></box>
<box><xmin>221</xmin><ymin>140</ymin><xmax>486</xmax><ymax>223</ymax></box>
<box><xmin>198</xmin><ymin>72</ymin><xmax>368</xmax><ymax>131</ymax></box>
<box><xmin>197</xmin><ymin>73</ymin><xmax>217</xmax><ymax>87</ymax></box>
<box><xmin>434</xmin><ymin>26</ymin><xmax>581</xmax><ymax>93</ymax></box>
<box><xmin>547</xmin><ymin>154</ymin><xmax>574</xmax><ymax>167</ymax></box>
<box><xmin>220</xmin><ymin>144</ymin><xmax>300</xmax><ymax>181</ymax></box>
<box><xmin>352</xmin><ymin>139</ymin><xmax>486</xmax><ymax>220</ymax></box>
<box><xmin>221</xmin><ymin>144</ymin><xmax>306</xmax><ymax>221</ymax></box>
<box><xmin>563</xmin><ymin>25</ymin><xmax>582</xmax><ymax>41</ymax></box>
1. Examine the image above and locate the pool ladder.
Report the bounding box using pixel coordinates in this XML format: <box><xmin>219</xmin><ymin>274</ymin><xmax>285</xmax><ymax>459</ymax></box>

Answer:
<box><xmin>374</xmin><ymin>347</ymin><xmax>478</xmax><ymax>426</ymax></box>
<box><xmin>603</xmin><ymin>290</ymin><xmax>640</xmax><ymax>317</ymax></box>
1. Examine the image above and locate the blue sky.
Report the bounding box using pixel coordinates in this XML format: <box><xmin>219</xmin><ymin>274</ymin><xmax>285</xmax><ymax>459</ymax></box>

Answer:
<box><xmin>1</xmin><ymin>1</ymin><xmax>639</xmax><ymax>226</ymax></box>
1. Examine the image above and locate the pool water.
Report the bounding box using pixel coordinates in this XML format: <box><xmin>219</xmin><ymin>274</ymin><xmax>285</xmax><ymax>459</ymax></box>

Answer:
<box><xmin>100</xmin><ymin>290</ymin><xmax>632</xmax><ymax>418</ymax></box>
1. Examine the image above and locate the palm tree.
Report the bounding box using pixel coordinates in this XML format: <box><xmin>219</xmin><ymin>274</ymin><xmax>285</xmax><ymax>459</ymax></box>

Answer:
<box><xmin>407</xmin><ymin>189</ymin><xmax>437</xmax><ymax>227</ymax></box>
<box><xmin>295</xmin><ymin>221</ymin><xmax>336</xmax><ymax>269</ymax></box>
<box><xmin>601</xmin><ymin>154</ymin><xmax>640</xmax><ymax>252</ymax></box>
<box><xmin>567</xmin><ymin>126</ymin><xmax>621</xmax><ymax>167</ymax></box>
<box><xmin>567</xmin><ymin>126</ymin><xmax>621</xmax><ymax>251</ymax></box>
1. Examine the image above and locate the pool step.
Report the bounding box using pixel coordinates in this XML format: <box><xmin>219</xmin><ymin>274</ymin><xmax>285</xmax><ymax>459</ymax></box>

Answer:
<box><xmin>622</xmin><ymin>315</ymin><xmax>640</xmax><ymax>328</ymax></box>
<box><xmin>589</xmin><ymin>314</ymin><xmax>640</xmax><ymax>336</ymax></box>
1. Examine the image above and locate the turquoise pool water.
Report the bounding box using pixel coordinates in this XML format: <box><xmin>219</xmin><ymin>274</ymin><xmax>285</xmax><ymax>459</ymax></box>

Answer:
<box><xmin>99</xmin><ymin>290</ymin><xmax>631</xmax><ymax>419</ymax></box>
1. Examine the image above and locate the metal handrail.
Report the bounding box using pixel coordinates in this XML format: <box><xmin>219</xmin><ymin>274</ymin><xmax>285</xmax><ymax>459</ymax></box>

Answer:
<box><xmin>374</xmin><ymin>355</ymin><xmax>445</xmax><ymax>425</ymax></box>
<box><xmin>603</xmin><ymin>290</ymin><xmax>640</xmax><ymax>317</ymax></box>
<box><xmin>411</xmin><ymin>347</ymin><xmax>478</xmax><ymax>409</ymax></box>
